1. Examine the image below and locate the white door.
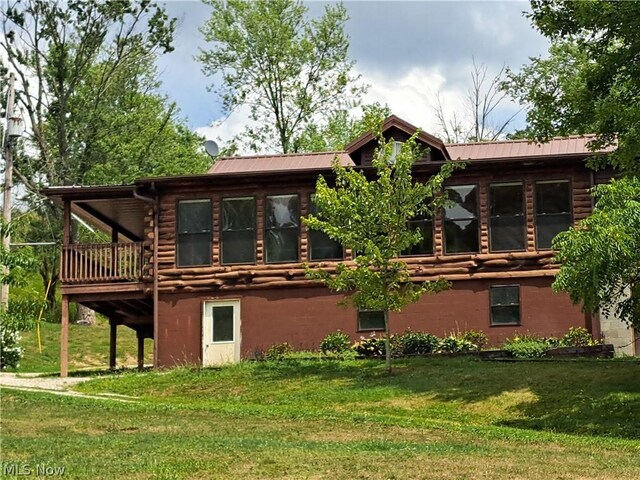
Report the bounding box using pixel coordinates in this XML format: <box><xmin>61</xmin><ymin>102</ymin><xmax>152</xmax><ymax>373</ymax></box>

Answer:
<box><xmin>202</xmin><ymin>300</ymin><xmax>241</xmax><ymax>366</ymax></box>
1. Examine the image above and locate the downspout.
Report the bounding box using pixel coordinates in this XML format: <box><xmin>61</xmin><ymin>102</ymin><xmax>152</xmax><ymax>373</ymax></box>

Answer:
<box><xmin>134</xmin><ymin>183</ymin><xmax>159</xmax><ymax>368</ymax></box>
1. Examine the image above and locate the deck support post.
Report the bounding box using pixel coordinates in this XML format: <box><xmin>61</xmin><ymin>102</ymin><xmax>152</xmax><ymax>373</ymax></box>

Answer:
<box><xmin>109</xmin><ymin>321</ymin><xmax>117</xmax><ymax>370</ymax></box>
<box><xmin>60</xmin><ymin>295</ymin><xmax>69</xmax><ymax>378</ymax></box>
<box><xmin>137</xmin><ymin>331</ymin><xmax>144</xmax><ymax>371</ymax></box>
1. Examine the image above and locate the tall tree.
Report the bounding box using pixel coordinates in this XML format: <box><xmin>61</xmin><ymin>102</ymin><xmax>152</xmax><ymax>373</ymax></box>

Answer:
<box><xmin>199</xmin><ymin>0</ymin><xmax>366</xmax><ymax>154</ymax></box>
<box><xmin>504</xmin><ymin>0</ymin><xmax>640</xmax><ymax>174</ymax></box>
<box><xmin>433</xmin><ymin>59</ymin><xmax>521</xmax><ymax>143</ymax></box>
<box><xmin>305</xmin><ymin>118</ymin><xmax>462</xmax><ymax>372</ymax></box>
<box><xmin>1</xmin><ymin>0</ymin><xmax>209</xmax><ymax>315</ymax></box>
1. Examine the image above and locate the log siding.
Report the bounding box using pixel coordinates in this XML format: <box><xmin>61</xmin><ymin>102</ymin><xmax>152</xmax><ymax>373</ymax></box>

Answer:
<box><xmin>149</xmin><ymin>164</ymin><xmax>592</xmax><ymax>295</ymax></box>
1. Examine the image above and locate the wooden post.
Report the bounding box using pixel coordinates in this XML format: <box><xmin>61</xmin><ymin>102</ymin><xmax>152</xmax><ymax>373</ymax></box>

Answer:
<box><xmin>137</xmin><ymin>332</ymin><xmax>144</xmax><ymax>371</ymax></box>
<box><xmin>60</xmin><ymin>295</ymin><xmax>69</xmax><ymax>378</ymax></box>
<box><xmin>109</xmin><ymin>321</ymin><xmax>117</xmax><ymax>370</ymax></box>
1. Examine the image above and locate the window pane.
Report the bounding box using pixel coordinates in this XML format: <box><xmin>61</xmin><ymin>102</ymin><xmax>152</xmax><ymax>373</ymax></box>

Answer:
<box><xmin>536</xmin><ymin>213</ymin><xmax>572</xmax><ymax>249</ymax></box>
<box><xmin>490</xmin><ymin>184</ymin><xmax>524</xmax><ymax>216</ymax></box>
<box><xmin>491</xmin><ymin>306</ymin><xmax>520</xmax><ymax>325</ymax></box>
<box><xmin>403</xmin><ymin>219</ymin><xmax>433</xmax><ymax>255</ymax></box>
<box><xmin>265</xmin><ymin>229</ymin><xmax>299</xmax><ymax>262</ymax></box>
<box><xmin>536</xmin><ymin>181</ymin><xmax>571</xmax><ymax>214</ymax></box>
<box><xmin>266</xmin><ymin>195</ymin><xmax>299</xmax><ymax>228</ymax></box>
<box><xmin>309</xmin><ymin>231</ymin><xmax>342</xmax><ymax>260</ymax></box>
<box><xmin>490</xmin><ymin>216</ymin><xmax>526</xmax><ymax>251</ymax></box>
<box><xmin>490</xmin><ymin>286</ymin><xmax>519</xmax><ymax>306</ymax></box>
<box><xmin>222</xmin><ymin>231</ymin><xmax>256</xmax><ymax>264</ymax></box>
<box><xmin>178</xmin><ymin>233</ymin><xmax>211</xmax><ymax>266</ymax></box>
<box><xmin>178</xmin><ymin>200</ymin><xmax>212</xmax><ymax>234</ymax></box>
<box><xmin>222</xmin><ymin>198</ymin><xmax>255</xmax><ymax>231</ymax></box>
<box><xmin>445</xmin><ymin>185</ymin><xmax>478</xmax><ymax>220</ymax></box>
<box><xmin>444</xmin><ymin>219</ymin><xmax>479</xmax><ymax>253</ymax></box>
<box><xmin>358</xmin><ymin>310</ymin><xmax>385</xmax><ymax>331</ymax></box>
<box><xmin>212</xmin><ymin>306</ymin><xmax>234</xmax><ymax>342</ymax></box>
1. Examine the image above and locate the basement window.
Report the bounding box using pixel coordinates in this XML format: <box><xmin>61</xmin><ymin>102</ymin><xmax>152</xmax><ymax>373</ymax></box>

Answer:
<box><xmin>358</xmin><ymin>310</ymin><xmax>386</xmax><ymax>331</ymax></box>
<box><xmin>177</xmin><ymin>199</ymin><xmax>212</xmax><ymax>267</ymax></box>
<box><xmin>490</xmin><ymin>285</ymin><xmax>521</xmax><ymax>326</ymax></box>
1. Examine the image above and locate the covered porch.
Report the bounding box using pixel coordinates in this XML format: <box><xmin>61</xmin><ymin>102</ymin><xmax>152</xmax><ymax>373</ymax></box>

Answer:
<box><xmin>42</xmin><ymin>185</ymin><xmax>157</xmax><ymax>377</ymax></box>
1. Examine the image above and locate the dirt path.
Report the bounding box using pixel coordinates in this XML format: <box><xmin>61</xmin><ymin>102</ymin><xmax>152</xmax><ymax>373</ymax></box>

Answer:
<box><xmin>0</xmin><ymin>372</ymin><xmax>138</xmax><ymax>402</ymax></box>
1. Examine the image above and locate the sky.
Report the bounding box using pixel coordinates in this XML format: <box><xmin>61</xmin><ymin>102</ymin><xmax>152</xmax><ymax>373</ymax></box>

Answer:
<box><xmin>156</xmin><ymin>0</ymin><xmax>550</xmax><ymax>150</ymax></box>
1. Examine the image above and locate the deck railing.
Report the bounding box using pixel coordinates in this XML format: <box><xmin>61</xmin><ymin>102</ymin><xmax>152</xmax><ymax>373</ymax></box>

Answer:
<box><xmin>61</xmin><ymin>242</ymin><xmax>143</xmax><ymax>283</ymax></box>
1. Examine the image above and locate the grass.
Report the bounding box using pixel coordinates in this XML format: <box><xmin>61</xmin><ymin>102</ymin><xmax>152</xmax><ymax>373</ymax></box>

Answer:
<box><xmin>1</xmin><ymin>357</ymin><xmax>639</xmax><ymax>479</ymax></box>
<box><xmin>7</xmin><ymin>320</ymin><xmax>153</xmax><ymax>373</ymax></box>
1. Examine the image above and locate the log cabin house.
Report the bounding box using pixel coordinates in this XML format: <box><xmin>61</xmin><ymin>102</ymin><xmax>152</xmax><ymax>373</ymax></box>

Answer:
<box><xmin>43</xmin><ymin>115</ymin><xmax>632</xmax><ymax>375</ymax></box>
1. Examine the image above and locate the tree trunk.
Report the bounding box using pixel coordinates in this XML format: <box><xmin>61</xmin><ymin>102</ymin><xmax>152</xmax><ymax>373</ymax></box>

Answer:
<box><xmin>384</xmin><ymin>310</ymin><xmax>392</xmax><ymax>374</ymax></box>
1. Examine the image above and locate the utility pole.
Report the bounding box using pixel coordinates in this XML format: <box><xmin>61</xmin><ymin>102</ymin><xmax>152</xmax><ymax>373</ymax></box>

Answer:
<box><xmin>2</xmin><ymin>72</ymin><xmax>17</xmax><ymax>310</ymax></box>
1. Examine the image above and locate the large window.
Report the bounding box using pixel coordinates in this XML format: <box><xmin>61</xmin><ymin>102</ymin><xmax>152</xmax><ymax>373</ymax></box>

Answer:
<box><xmin>177</xmin><ymin>199</ymin><xmax>212</xmax><ymax>267</ymax></box>
<box><xmin>221</xmin><ymin>197</ymin><xmax>256</xmax><ymax>264</ymax></box>
<box><xmin>358</xmin><ymin>310</ymin><xmax>385</xmax><ymax>331</ymax></box>
<box><xmin>308</xmin><ymin>195</ymin><xmax>342</xmax><ymax>261</ymax></box>
<box><xmin>444</xmin><ymin>185</ymin><xmax>479</xmax><ymax>254</ymax></box>
<box><xmin>535</xmin><ymin>180</ymin><xmax>572</xmax><ymax>249</ymax></box>
<box><xmin>265</xmin><ymin>194</ymin><xmax>300</xmax><ymax>263</ymax></box>
<box><xmin>490</xmin><ymin>285</ymin><xmax>521</xmax><ymax>326</ymax></box>
<box><xmin>402</xmin><ymin>213</ymin><xmax>433</xmax><ymax>256</ymax></box>
<box><xmin>489</xmin><ymin>183</ymin><xmax>526</xmax><ymax>252</ymax></box>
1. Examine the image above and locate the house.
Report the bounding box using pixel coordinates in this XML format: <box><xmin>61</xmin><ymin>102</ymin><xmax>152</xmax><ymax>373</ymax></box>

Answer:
<box><xmin>42</xmin><ymin>115</ymin><xmax>635</xmax><ymax>375</ymax></box>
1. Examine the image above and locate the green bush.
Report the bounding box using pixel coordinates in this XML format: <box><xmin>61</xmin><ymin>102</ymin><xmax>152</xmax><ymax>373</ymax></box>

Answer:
<box><xmin>460</xmin><ymin>330</ymin><xmax>488</xmax><ymax>351</ymax></box>
<box><xmin>560</xmin><ymin>326</ymin><xmax>599</xmax><ymax>347</ymax></box>
<box><xmin>437</xmin><ymin>335</ymin><xmax>476</xmax><ymax>353</ymax></box>
<box><xmin>320</xmin><ymin>331</ymin><xmax>351</xmax><ymax>354</ymax></box>
<box><xmin>0</xmin><ymin>323</ymin><xmax>24</xmax><ymax>369</ymax></box>
<box><xmin>395</xmin><ymin>330</ymin><xmax>439</xmax><ymax>355</ymax></box>
<box><xmin>0</xmin><ymin>298</ymin><xmax>44</xmax><ymax>331</ymax></box>
<box><xmin>503</xmin><ymin>339</ymin><xmax>549</xmax><ymax>359</ymax></box>
<box><xmin>352</xmin><ymin>334</ymin><xmax>388</xmax><ymax>357</ymax></box>
<box><xmin>264</xmin><ymin>342</ymin><xmax>293</xmax><ymax>361</ymax></box>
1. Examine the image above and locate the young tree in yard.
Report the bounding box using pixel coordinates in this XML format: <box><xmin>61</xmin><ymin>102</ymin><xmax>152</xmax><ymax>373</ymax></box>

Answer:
<box><xmin>553</xmin><ymin>178</ymin><xmax>640</xmax><ymax>329</ymax></box>
<box><xmin>305</xmin><ymin>120</ymin><xmax>463</xmax><ymax>373</ymax></box>
<box><xmin>199</xmin><ymin>0</ymin><xmax>366</xmax><ymax>154</ymax></box>
<box><xmin>504</xmin><ymin>1</ymin><xmax>640</xmax><ymax>174</ymax></box>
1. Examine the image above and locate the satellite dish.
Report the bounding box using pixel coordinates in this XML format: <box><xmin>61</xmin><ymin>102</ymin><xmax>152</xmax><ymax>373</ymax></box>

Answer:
<box><xmin>203</xmin><ymin>140</ymin><xmax>219</xmax><ymax>158</ymax></box>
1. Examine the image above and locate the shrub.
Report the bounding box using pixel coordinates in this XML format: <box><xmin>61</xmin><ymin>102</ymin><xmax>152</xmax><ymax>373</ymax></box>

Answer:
<box><xmin>0</xmin><ymin>323</ymin><xmax>24</xmax><ymax>369</ymax></box>
<box><xmin>395</xmin><ymin>330</ymin><xmax>439</xmax><ymax>355</ymax></box>
<box><xmin>503</xmin><ymin>339</ymin><xmax>549</xmax><ymax>359</ymax></box>
<box><xmin>437</xmin><ymin>335</ymin><xmax>475</xmax><ymax>354</ymax></box>
<box><xmin>459</xmin><ymin>330</ymin><xmax>488</xmax><ymax>351</ymax></box>
<box><xmin>264</xmin><ymin>342</ymin><xmax>293</xmax><ymax>361</ymax></box>
<box><xmin>320</xmin><ymin>331</ymin><xmax>351</xmax><ymax>354</ymax></box>
<box><xmin>352</xmin><ymin>334</ymin><xmax>388</xmax><ymax>357</ymax></box>
<box><xmin>560</xmin><ymin>326</ymin><xmax>599</xmax><ymax>347</ymax></box>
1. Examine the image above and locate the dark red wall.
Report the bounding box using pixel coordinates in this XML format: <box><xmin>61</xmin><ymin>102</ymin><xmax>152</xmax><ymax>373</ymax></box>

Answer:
<box><xmin>156</xmin><ymin>277</ymin><xmax>588</xmax><ymax>367</ymax></box>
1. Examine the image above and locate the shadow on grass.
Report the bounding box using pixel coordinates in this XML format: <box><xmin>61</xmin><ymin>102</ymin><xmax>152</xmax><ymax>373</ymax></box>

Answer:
<box><xmin>242</xmin><ymin>357</ymin><xmax>640</xmax><ymax>440</ymax></box>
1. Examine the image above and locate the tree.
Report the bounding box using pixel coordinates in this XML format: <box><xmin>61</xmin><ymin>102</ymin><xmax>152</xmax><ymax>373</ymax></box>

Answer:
<box><xmin>432</xmin><ymin>59</ymin><xmax>521</xmax><ymax>143</ymax></box>
<box><xmin>304</xmin><ymin>118</ymin><xmax>463</xmax><ymax>372</ymax></box>
<box><xmin>199</xmin><ymin>0</ymin><xmax>366</xmax><ymax>154</ymax></box>
<box><xmin>553</xmin><ymin>178</ymin><xmax>640</xmax><ymax>329</ymax></box>
<box><xmin>504</xmin><ymin>0</ymin><xmax>640</xmax><ymax>174</ymax></box>
<box><xmin>1</xmin><ymin>0</ymin><xmax>209</xmax><ymax>317</ymax></box>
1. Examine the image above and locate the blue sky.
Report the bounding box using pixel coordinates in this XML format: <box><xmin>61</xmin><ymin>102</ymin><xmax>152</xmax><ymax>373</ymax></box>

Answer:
<box><xmin>155</xmin><ymin>1</ymin><xmax>549</xmax><ymax>148</ymax></box>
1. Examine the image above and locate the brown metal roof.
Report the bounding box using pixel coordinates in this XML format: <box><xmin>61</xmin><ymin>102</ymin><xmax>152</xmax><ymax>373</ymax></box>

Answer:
<box><xmin>446</xmin><ymin>135</ymin><xmax>614</xmax><ymax>161</ymax></box>
<box><xmin>208</xmin><ymin>151</ymin><xmax>354</xmax><ymax>175</ymax></box>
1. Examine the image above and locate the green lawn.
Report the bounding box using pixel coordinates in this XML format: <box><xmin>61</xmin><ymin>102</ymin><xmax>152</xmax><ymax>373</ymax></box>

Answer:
<box><xmin>8</xmin><ymin>320</ymin><xmax>153</xmax><ymax>373</ymax></box>
<box><xmin>1</xmin><ymin>358</ymin><xmax>639</xmax><ymax>479</ymax></box>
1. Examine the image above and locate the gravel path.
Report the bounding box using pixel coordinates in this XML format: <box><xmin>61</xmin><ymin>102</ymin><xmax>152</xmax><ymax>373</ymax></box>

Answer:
<box><xmin>0</xmin><ymin>372</ymin><xmax>138</xmax><ymax>402</ymax></box>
